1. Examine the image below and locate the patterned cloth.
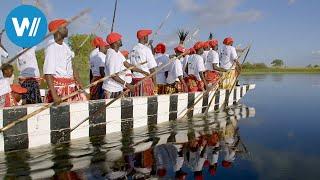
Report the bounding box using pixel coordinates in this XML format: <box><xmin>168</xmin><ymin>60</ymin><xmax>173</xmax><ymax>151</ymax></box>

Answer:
<box><xmin>220</xmin><ymin>69</ymin><xmax>238</xmax><ymax>90</ymax></box>
<box><xmin>45</xmin><ymin>77</ymin><xmax>87</xmax><ymax>103</ymax></box>
<box><xmin>165</xmin><ymin>81</ymin><xmax>186</xmax><ymax>94</ymax></box>
<box><xmin>104</xmin><ymin>90</ymin><xmax>123</xmax><ymax>99</ymax></box>
<box><xmin>0</xmin><ymin>93</ymin><xmax>17</xmax><ymax>108</ymax></box>
<box><xmin>204</xmin><ymin>71</ymin><xmax>220</xmax><ymax>85</ymax></box>
<box><xmin>132</xmin><ymin>78</ymin><xmax>155</xmax><ymax>96</ymax></box>
<box><xmin>184</xmin><ymin>75</ymin><xmax>204</xmax><ymax>92</ymax></box>
<box><xmin>19</xmin><ymin>78</ymin><xmax>42</xmax><ymax>104</ymax></box>
<box><xmin>90</xmin><ymin>76</ymin><xmax>104</xmax><ymax>100</ymax></box>
<box><xmin>156</xmin><ymin>84</ymin><xmax>167</xmax><ymax>95</ymax></box>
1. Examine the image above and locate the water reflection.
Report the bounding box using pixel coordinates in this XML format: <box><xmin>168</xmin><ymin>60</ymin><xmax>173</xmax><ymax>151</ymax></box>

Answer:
<box><xmin>0</xmin><ymin>105</ymin><xmax>255</xmax><ymax>179</ymax></box>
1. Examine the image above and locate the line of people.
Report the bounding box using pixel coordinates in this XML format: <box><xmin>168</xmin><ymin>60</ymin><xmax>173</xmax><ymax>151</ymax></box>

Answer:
<box><xmin>0</xmin><ymin>17</ymin><xmax>242</xmax><ymax>108</ymax></box>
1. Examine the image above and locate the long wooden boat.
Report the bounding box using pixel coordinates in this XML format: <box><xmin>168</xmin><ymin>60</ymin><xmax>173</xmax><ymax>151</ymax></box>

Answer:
<box><xmin>0</xmin><ymin>84</ymin><xmax>255</xmax><ymax>152</ymax></box>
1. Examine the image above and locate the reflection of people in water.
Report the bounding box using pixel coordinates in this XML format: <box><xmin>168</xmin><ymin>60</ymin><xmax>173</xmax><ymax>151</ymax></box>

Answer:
<box><xmin>204</xmin><ymin>131</ymin><xmax>220</xmax><ymax>176</ymax></box>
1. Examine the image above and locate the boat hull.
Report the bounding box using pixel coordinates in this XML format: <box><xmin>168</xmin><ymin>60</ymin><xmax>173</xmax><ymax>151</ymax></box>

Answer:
<box><xmin>0</xmin><ymin>84</ymin><xmax>255</xmax><ymax>152</ymax></box>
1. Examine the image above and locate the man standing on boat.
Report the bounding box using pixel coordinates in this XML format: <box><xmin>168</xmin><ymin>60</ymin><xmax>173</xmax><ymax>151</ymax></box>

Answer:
<box><xmin>43</xmin><ymin>19</ymin><xmax>87</xmax><ymax>103</ymax></box>
<box><xmin>90</xmin><ymin>40</ymin><xmax>109</xmax><ymax>100</ymax></box>
<box><xmin>17</xmin><ymin>46</ymin><xmax>42</xmax><ymax>104</ymax></box>
<box><xmin>166</xmin><ymin>45</ymin><xmax>188</xmax><ymax>93</ymax></box>
<box><xmin>130</xmin><ymin>29</ymin><xmax>158</xmax><ymax>96</ymax></box>
<box><xmin>185</xmin><ymin>42</ymin><xmax>208</xmax><ymax>92</ymax></box>
<box><xmin>154</xmin><ymin>43</ymin><xmax>169</xmax><ymax>94</ymax></box>
<box><xmin>89</xmin><ymin>36</ymin><xmax>103</xmax><ymax>82</ymax></box>
<box><xmin>202</xmin><ymin>41</ymin><xmax>210</xmax><ymax>65</ymax></box>
<box><xmin>204</xmin><ymin>39</ymin><xmax>225</xmax><ymax>86</ymax></box>
<box><xmin>102</xmin><ymin>32</ymin><xmax>149</xmax><ymax>99</ymax></box>
<box><xmin>220</xmin><ymin>37</ymin><xmax>240</xmax><ymax>89</ymax></box>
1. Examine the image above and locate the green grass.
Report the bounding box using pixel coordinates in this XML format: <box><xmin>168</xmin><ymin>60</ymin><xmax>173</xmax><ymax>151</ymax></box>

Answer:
<box><xmin>242</xmin><ymin>67</ymin><xmax>320</xmax><ymax>74</ymax></box>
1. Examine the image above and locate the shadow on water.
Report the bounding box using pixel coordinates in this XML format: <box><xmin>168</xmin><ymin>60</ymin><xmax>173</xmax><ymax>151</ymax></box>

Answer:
<box><xmin>0</xmin><ymin>104</ymin><xmax>255</xmax><ymax>179</ymax></box>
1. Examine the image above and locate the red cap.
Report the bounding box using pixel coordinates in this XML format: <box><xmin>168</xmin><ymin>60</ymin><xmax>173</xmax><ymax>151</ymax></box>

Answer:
<box><xmin>48</xmin><ymin>19</ymin><xmax>67</xmax><ymax>32</ymax></box>
<box><xmin>223</xmin><ymin>37</ymin><xmax>234</xmax><ymax>45</ymax></box>
<box><xmin>188</xmin><ymin>48</ymin><xmax>196</xmax><ymax>55</ymax></box>
<box><xmin>157</xmin><ymin>168</ymin><xmax>167</xmax><ymax>177</ymax></box>
<box><xmin>203</xmin><ymin>160</ymin><xmax>210</xmax><ymax>168</ymax></box>
<box><xmin>121</xmin><ymin>50</ymin><xmax>129</xmax><ymax>58</ymax></box>
<box><xmin>203</xmin><ymin>41</ymin><xmax>210</xmax><ymax>48</ymax></box>
<box><xmin>106</xmin><ymin>32</ymin><xmax>122</xmax><ymax>44</ymax></box>
<box><xmin>222</xmin><ymin>160</ymin><xmax>232</xmax><ymax>168</ymax></box>
<box><xmin>11</xmin><ymin>84</ymin><xmax>27</xmax><ymax>94</ymax></box>
<box><xmin>137</xmin><ymin>29</ymin><xmax>152</xmax><ymax>39</ymax></box>
<box><xmin>98</xmin><ymin>40</ymin><xmax>109</xmax><ymax>47</ymax></box>
<box><xmin>154</xmin><ymin>43</ymin><xmax>166</xmax><ymax>54</ymax></box>
<box><xmin>193</xmin><ymin>41</ymin><xmax>204</xmax><ymax>50</ymax></box>
<box><xmin>174</xmin><ymin>45</ymin><xmax>186</xmax><ymax>53</ymax></box>
<box><xmin>209</xmin><ymin>39</ymin><xmax>218</xmax><ymax>48</ymax></box>
<box><xmin>91</xmin><ymin>36</ymin><xmax>103</xmax><ymax>47</ymax></box>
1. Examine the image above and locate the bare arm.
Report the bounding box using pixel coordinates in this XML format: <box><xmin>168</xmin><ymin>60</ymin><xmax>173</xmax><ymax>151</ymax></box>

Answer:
<box><xmin>149</xmin><ymin>67</ymin><xmax>157</xmax><ymax>86</ymax></box>
<box><xmin>178</xmin><ymin>75</ymin><xmax>188</xmax><ymax>92</ymax></box>
<box><xmin>45</xmin><ymin>74</ymin><xmax>61</xmax><ymax>104</ymax></box>
<box><xmin>213</xmin><ymin>63</ymin><xmax>227</xmax><ymax>72</ymax></box>
<box><xmin>123</xmin><ymin>61</ymin><xmax>149</xmax><ymax>76</ymax></box>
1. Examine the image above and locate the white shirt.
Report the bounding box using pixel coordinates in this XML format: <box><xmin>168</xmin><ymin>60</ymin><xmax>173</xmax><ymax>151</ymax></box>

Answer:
<box><xmin>205</xmin><ymin>49</ymin><xmax>219</xmax><ymax>71</ymax></box>
<box><xmin>187</xmin><ymin>54</ymin><xmax>206</xmax><ymax>80</ymax></box>
<box><xmin>102</xmin><ymin>48</ymin><xmax>126</xmax><ymax>92</ymax></box>
<box><xmin>220</xmin><ymin>45</ymin><xmax>237</xmax><ymax>70</ymax></box>
<box><xmin>89</xmin><ymin>48</ymin><xmax>99</xmax><ymax>60</ymax></box>
<box><xmin>202</xmin><ymin>50</ymin><xmax>209</xmax><ymax>65</ymax></box>
<box><xmin>90</xmin><ymin>51</ymin><xmax>106</xmax><ymax>77</ymax></box>
<box><xmin>167</xmin><ymin>59</ymin><xmax>183</xmax><ymax>84</ymax></box>
<box><xmin>0</xmin><ymin>47</ymin><xmax>9</xmax><ymax>79</ymax></box>
<box><xmin>124</xmin><ymin>59</ymin><xmax>132</xmax><ymax>84</ymax></box>
<box><xmin>130</xmin><ymin>43</ymin><xmax>157</xmax><ymax>78</ymax></box>
<box><xmin>155</xmin><ymin>53</ymin><xmax>169</xmax><ymax>84</ymax></box>
<box><xmin>43</xmin><ymin>39</ymin><xmax>75</xmax><ymax>78</ymax></box>
<box><xmin>181</xmin><ymin>55</ymin><xmax>189</xmax><ymax>77</ymax></box>
<box><xmin>0</xmin><ymin>78</ymin><xmax>11</xmax><ymax>96</ymax></box>
<box><xmin>17</xmin><ymin>46</ymin><xmax>40</xmax><ymax>78</ymax></box>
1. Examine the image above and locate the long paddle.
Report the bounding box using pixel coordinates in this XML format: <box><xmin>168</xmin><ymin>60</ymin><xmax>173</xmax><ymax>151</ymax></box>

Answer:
<box><xmin>204</xmin><ymin>46</ymin><xmax>250</xmax><ymax>114</ymax></box>
<box><xmin>177</xmin><ymin>47</ymin><xmax>249</xmax><ymax>120</ymax></box>
<box><xmin>0</xmin><ymin>61</ymin><xmax>147</xmax><ymax>133</ymax></box>
<box><xmin>223</xmin><ymin>45</ymin><xmax>251</xmax><ymax>109</ymax></box>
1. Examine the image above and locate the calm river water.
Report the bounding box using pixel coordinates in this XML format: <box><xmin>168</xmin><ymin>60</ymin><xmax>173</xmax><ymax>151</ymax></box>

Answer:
<box><xmin>0</xmin><ymin>74</ymin><xmax>319</xmax><ymax>180</ymax></box>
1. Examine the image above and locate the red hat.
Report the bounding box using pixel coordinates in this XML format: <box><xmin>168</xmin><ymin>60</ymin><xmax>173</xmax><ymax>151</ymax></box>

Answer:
<box><xmin>174</xmin><ymin>45</ymin><xmax>186</xmax><ymax>53</ymax></box>
<box><xmin>209</xmin><ymin>164</ymin><xmax>217</xmax><ymax>176</ymax></box>
<box><xmin>11</xmin><ymin>84</ymin><xmax>27</xmax><ymax>94</ymax></box>
<box><xmin>203</xmin><ymin>160</ymin><xmax>210</xmax><ymax>168</ymax></box>
<box><xmin>137</xmin><ymin>29</ymin><xmax>152</xmax><ymax>39</ymax></box>
<box><xmin>193</xmin><ymin>41</ymin><xmax>204</xmax><ymax>50</ymax></box>
<box><xmin>222</xmin><ymin>160</ymin><xmax>232</xmax><ymax>168</ymax></box>
<box><xmin>48</xmin><ymin>19</ymin><xmax>67</xmax><ymax>32</ymax></box>
<box><xmin>106</xmin><ymin>32</ymin><xmax>122</xmax><ymax>44</ymax></box>
<box><xmin>223</xmin><ymin>37</ymin><xmax>234</xmax><ymax>45</ymax></box>
<box><xmin>209</xmin><ymin>39</ymin><xmax>218</xmax><ymax>48</ymax></box>
<box><xmin>154</xmin><ymin>43</ymin><xmax>166</xmax><ymax>54</ymax></box>
<box><xmin>203</xmin><ymin>41</ymin><xmax>210</xmax><ymax>48</ymax></box>
<box><xmin>121</xmin><ymin>50</ymin><xmax>129</xmax><ymax>58</ymax></box>
<box><xmin>98</xmin><ymin>40</ymin><xmax>109</xmax><ymax>47</ymax></box>
<box><xmin>188</xmin><ymin>48</ymin><xmax>196</xmax><ymax>55</ymax></box>
<box><xmin>91</xmin><ymin>36</ymin><xmax>103</xmax><ymax>47</ymax></box>
<box><xmin>157</xmin><ymin>168</ymin><xmax>167</xmax><ymax>177</ymax></box>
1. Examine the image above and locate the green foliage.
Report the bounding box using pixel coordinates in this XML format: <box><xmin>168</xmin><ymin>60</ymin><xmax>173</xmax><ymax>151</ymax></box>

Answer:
<box><xmin>307</xmin><ymin>64</ymin><xmax>313</xmax><ymax>68</ymax></box>
<box><xmin>242</xmin><ymin>62</ymin><xmax>268</xmax><ymax>69</ymax></box>
<box><xmin>271</xmin><ymin>59</ymin><xmax>284</xmax><ymax>67</ymax></box>
<box><xmin>314</xmin><ymin>65</ymin><xmax>319</xmax><ymax>68</ymax></box>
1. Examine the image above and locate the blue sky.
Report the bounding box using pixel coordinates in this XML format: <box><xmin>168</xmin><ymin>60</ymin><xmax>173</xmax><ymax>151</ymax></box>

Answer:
<box><xmin>0</xmin><ymin>0</ymin><xmax>319</xmax><ymax>66</ymax></box>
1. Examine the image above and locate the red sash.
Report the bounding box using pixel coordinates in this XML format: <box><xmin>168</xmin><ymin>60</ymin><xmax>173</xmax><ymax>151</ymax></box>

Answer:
<box><xmin>184</xmin><ymin>75</ymin><xmax>204</xmax><ymax>92</ymax></box>
<box><xmin>132</xmin><ymin>77</ymin><xmax>155</xmax><ymax>96</ymax></box>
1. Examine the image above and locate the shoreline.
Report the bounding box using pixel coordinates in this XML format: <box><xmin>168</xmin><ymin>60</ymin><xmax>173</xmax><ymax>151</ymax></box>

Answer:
<box><xmin>241</xmin><ymin>68</ymin><xmax>320</xmax><ymax>75</ymax></box>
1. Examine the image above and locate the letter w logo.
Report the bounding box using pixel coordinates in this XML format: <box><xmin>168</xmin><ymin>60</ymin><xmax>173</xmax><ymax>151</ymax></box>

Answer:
<box><xmin>11</xmin><ymin>17</ymin><xmax>41</xmax><ymax>37</ymax></box>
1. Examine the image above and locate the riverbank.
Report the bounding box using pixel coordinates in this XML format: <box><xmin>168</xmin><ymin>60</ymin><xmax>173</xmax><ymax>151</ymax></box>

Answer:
<box><xmin>242</xmin><ymin>68</ymin><xmax>320</xmax><ymax>74</ymax></box>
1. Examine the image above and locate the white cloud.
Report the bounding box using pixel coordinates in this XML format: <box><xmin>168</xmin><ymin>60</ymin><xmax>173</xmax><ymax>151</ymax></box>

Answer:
<box><xmin>312</xmin><ymin>50</ymin><xmax>320</xmax><ymax>56</ymax></box>
<box><xmin>175</xmin><ymin>0</ymin><xmax>262</xmax><ymax>28</ymax></box>
<box><xmin>288</xmin><ymin>0</ymin><xmax>296</xmax><ymax>5</ymax></box>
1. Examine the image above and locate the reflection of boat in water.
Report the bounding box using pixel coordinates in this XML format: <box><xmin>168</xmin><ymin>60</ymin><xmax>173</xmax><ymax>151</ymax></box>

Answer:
<box><xmin>0</xmin><ymin>84</ymin><xmax>255</xmax><ymax>152</ymax></box>
<box><xmin>0</xmin><ymin>105</ymin><xmax>255</xmax><ymax>179</ymax></box>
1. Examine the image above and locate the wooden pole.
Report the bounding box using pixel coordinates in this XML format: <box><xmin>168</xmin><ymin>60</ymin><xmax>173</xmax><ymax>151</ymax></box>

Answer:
<box><xmin>110</xmin><ymin>0</ymin><xmax>118</xmax><ymax>32</ymax></box>
<box><xmin>0</xmin><ymin>61</ymin><xmax>147</xmax><ymax>133</ymax></box>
